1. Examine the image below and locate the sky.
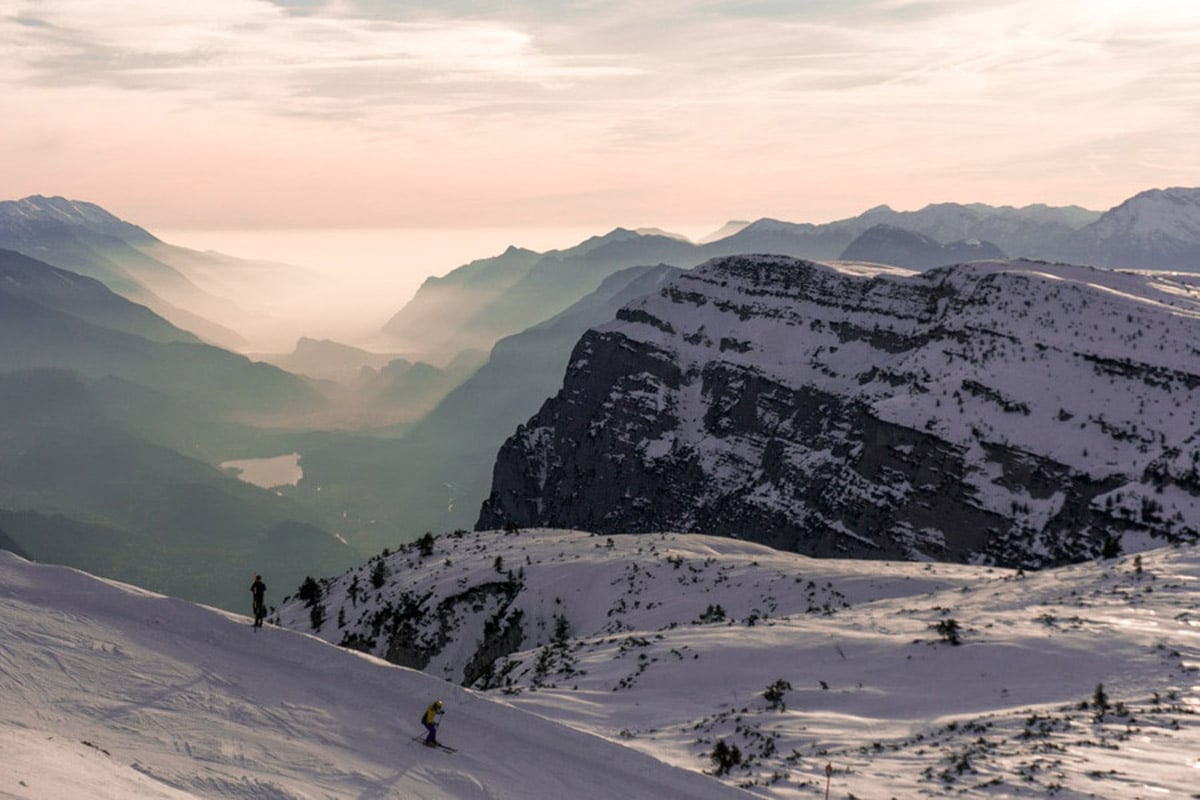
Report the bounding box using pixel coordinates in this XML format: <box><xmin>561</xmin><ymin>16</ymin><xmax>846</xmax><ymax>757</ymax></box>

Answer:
<box><xmin>5</xmin><ymin>0</ymin><xmax>1200</xmax><ymax>235</ymax></box>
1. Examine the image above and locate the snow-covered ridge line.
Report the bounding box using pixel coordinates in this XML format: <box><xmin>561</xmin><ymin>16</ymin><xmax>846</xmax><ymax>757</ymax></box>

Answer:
<box><xmin>276</xmin><ymin>527</ymin><xmax>1200</xmax><ymax>798</ymax></box>
<box><xmin>480</xmin><ymin>257</ymin><xmax>1200</xmax><ymax>566</ymax></box>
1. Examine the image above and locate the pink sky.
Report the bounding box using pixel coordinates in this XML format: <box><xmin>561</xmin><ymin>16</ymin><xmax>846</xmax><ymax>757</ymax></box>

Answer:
<box><xmin>4</xmin><ymin>0</ymin><xmax>1200</xmax><ymax>233</ymax></box>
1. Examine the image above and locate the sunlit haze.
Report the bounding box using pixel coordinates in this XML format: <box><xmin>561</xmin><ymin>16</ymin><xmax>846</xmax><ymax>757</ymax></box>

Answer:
<box><xmin>158</xmin><ymin>224</ymin><xmax>620</xmax><ymax>348</ymax></box>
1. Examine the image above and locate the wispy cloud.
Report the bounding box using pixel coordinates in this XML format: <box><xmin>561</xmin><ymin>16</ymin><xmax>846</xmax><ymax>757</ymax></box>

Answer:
<box><xmin>2</xmin><ymin>0</ymin><xmax>1198</xmax><ymax>227</ymax></box>
<box><xmin>4</xmin><ymin>0</ymin><xmax>640</xmax><ymax>115</ymax></box>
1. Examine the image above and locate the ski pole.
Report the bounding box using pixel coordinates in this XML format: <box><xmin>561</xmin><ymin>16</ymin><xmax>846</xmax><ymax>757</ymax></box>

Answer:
<box><xmin>824</xmin><ymin>762</ymin><xmax>832</xmax><ymax>800</ymax></box>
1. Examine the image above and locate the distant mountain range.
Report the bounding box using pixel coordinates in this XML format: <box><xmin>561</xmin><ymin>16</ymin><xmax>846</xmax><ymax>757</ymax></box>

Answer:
<box><xmin>0</xmin><ymin>248</ymin><xmax>321</xmax><ymax>419</ymax></box>
<box><xmin>383</xmin><ymin>187</ymin><xmax>1200</xmax><ymax>365</ymax></box>
<box><xmin>253</xmin><ymin>337</ymin><xmax>488</xmax><ymax>430</ymax></box>
<box><xmin>381</xmin><ymin>231</ymin><xmax>698</xmax><ymax>359</ymax></box>
<box><xmin>0</xmin><ymin>194</ymin><xmax>340</xmax><ymax>352</ymax></box>
<box><xmin>0</xmin><ymin>196</ymin><xmax>250</xmax><ymax>347</ymax></box>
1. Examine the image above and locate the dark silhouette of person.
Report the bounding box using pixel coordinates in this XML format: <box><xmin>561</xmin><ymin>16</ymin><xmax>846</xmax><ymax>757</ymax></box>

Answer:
<box><xmin>250</xmin><ymin>575</ymin><xmax>267</xmax><ymax>628</ymax></box>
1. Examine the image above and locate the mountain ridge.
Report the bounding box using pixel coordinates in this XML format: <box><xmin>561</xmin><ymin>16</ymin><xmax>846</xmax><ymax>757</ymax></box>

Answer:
<box><xmin>381</xmin><ymin>195</ymin><xmax>1124</xmax><ymax>362</ymax></box>
<box><xmin>479</xmin><ymin>256</ymin><xmax>1200</xmax><ymax>566</ymax></box>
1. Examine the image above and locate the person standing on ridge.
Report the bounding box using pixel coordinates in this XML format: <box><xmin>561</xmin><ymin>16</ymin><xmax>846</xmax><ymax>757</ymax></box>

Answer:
<box><xmin>250</xmin><ymin>574</ymin><xmax>267</xmax><ymax>629</ymax></box>
<box><xmin>421</xmin><ymin>700</ymin><xmax>444</xmax><ymax>746</ymax></box>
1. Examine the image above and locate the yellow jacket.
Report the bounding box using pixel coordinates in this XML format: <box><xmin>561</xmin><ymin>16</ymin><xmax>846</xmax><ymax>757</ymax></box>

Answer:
<box><xmin>422</xmin><ymin>703</ymin><xmax>442</xmax><ymax>724</ymax></box>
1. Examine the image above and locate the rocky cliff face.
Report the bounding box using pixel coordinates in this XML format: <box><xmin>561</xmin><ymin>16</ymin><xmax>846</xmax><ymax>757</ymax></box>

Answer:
<box><xmin>479</xmin><ymin>256</ymin><xmax>1200</xmax><ymax>568</ymax></box>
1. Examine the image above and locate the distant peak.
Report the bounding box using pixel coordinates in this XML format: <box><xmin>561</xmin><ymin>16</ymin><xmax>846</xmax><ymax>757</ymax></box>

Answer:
<box><xmin>4</xmin><ymin>194</ymin><xmax>159</xmax><ymax>243</ymax></box>
<box><xmin>697</xmin><ymin>220</ymin><xmax>751</xmax><ymax>244</ymax></box>
<box><xmin>566</xmin><ymin>227</ymin><xmax>643</xmax><ymax>255</ymax></box>
<box><xmin>742</xmin><ymin>217</ymin><xmax>795</xmax><ymax>232</ymax></box>
<box><xmin>1119</xmin><ymin>186</ymin><xmax>1200</xmax><ymax>207</ymax></box>
<box><xmin>602</xmin><ymin>226</ymin><xmax>639</xmax><ymax>238</ymax></box>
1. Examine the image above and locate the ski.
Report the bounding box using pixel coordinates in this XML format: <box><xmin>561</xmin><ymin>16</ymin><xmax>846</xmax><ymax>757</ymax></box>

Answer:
<box><xmin>410</xmin><ymin>736</ymin><xmax>456</xmax><ymax>752</ymax></box>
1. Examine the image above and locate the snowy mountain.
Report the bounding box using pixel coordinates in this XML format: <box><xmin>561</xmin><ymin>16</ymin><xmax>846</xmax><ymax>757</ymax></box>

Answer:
<box><xmin>480</xmin><ymin>256</ymin><xmax>1200</xmax><ymax>567</ymax></box>
<box><xmin>1064</xmin><ymin>187</ymin><xmax>1200</xmax><ymax>269</ymax></box>
<box><xmin>855</xmin><ymin>202</ymin><xmax>1100</xmax><ymax>260</ymax></box>
<box><xmin>0</xmin><ymin>195</ymin><xmax>158</xmax><ymax>248</ymax></box>
<box><xmin>0</xmin><ymin>550</ymin><xmax>740</xmax><ymax>799</ymax></box>
<box><xmin>275</xmin><ymin>527</ymin><xmax>1200</xmax><ymax>798</ymax></box>
<box><xmin>0</xmin><ymin>196</ymin><xmax>247</xmax><ymax>348</ymax></box>
<box><xmin>839</xmin><ymin>224</ymin><xmax>1006</xmax><ymax>268</ymax></box>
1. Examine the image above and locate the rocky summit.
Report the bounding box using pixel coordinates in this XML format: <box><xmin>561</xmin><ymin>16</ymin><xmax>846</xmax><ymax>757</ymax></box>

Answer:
<box><xmin>479</xmin><ymin>255</ymin><xmax>1200</xmax><ymax>568</ymax></box>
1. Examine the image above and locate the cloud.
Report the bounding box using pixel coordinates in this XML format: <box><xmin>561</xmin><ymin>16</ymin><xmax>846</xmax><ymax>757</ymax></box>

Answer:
<box><xmin>3</xmin><ymin>0</ymin><xmax>641</xmax><ymax>117</ymax></box>
<box><xmin>2</xmin><ymin>0</ymin><xmax>1198</xmax><ymax>227</ymax></box>
<box><xmin>8</xmin><ymin>0</ymin><xmax>1197</xmax><ymax>132</ymax></box>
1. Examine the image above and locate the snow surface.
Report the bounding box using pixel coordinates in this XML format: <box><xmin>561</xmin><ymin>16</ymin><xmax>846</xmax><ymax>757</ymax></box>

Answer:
<box><xmin>277</xmin><ymin>528</ymin><xmax>1200</xmax><ymax>798</ymax></box>
<box><xmin>0</xmin><ymin>550</ymin><xmax>744</xmax><ymax>799</ymax></box>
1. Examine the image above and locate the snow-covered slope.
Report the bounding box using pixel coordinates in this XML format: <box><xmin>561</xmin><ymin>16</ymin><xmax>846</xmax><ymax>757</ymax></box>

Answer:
<box><xmin>0</xmin><ymin>551</ymin><xmax>742</xmax><ymax>799</ymax></box>
<box><xmin>0</xmin><ymin>195</ymin><xmax>158</xmax><ymax>246</ymax></box>
<box><xmin>481</xmin><ymin>256</ymin><xmax>1200</xmax><ymax>566</ymax></box>
<box><xmin>276</xmin><ymin>527</ymin><xmax>1200</xmax><ymax>798</ymax></box>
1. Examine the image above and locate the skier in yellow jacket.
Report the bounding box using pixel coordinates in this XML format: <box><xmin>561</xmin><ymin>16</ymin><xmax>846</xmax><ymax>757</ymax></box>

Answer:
<box><xmin>422</xmin><ymin>700</ymin><xmax>444</xmax><ymax>746</ymax></box>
